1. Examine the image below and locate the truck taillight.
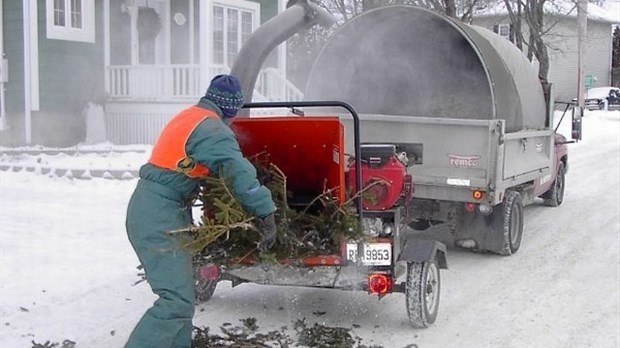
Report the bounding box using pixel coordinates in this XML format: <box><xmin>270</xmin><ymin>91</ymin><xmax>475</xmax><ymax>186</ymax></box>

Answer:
<box><xmin>472</xmin><ymin>189</ymin><xmax>484</xmax><ymax>200</ymax></box>
<box><xmin>368</xmin><ymin>273</ymin><xmax>392</xmax><ymax>294</ymax></box>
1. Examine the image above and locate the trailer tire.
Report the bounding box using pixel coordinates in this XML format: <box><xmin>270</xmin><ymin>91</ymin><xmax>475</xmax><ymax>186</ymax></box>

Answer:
<box><xmin>406</xmin><ymin>260</ymin><xmax>440</xmax><ymax>328</ymax></box>
<box><xmin>543</xmin><ymin>162</ymin><xmax>565</xmax><ymax>207</ymax></box>
<box><xmin>500</xmin><ymin>191</ymin><xmax>524</xmax><ymax>256</ymax></box>
<box><xmin>194</xmin><ymin>270</ymin><xmax>218</xmax><ymax>304</ymax></box>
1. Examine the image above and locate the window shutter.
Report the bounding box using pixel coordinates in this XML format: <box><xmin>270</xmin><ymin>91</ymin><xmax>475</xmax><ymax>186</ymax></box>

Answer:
<box><xmin>509</xmin><ymin>24</ymin><xmax>515</xmax><ymax>43</ymax></box>
<box><xmin>493</xmin><ymin>24</ymin><xmax>499</xmax><ymax>33</ymax></box>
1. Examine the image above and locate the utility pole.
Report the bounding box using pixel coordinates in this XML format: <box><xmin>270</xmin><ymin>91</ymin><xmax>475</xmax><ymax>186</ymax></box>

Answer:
<box><xmin>0</xmin><ymin>0</ymin><xmax>6</xmax><ymax>132</ymax></box>
<box><xmin>574</xmin><ymin>0</ymin><xmax>587</xmax><ymax>141</ymax></box>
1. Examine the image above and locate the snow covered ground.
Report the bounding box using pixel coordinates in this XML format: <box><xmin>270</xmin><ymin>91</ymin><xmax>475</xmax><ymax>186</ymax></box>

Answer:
<box><xmin>1</xmin><ymin>110</ymin><xmax>619</xmax><ymax>347</ymax></box>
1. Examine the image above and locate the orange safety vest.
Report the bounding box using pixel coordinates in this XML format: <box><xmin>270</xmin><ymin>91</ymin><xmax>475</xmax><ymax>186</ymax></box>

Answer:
<box><xmin>149</xmin><ymin>106</ymin><xmax>218</xmax><ymax>178</ymax></box>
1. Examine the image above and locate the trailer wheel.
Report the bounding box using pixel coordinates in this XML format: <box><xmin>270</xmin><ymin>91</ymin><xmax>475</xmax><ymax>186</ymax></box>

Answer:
<box><xmin>500</xmin><ymin>191</ymin><xmax>524</xmax><ymax>255</ymax></box>
<box><xmin>543</xmin><ymin>162</ymin><xmax>565</xmax><ymax>207</ymax></box>
<box><xmin>406</xmin><ymin>260</ymin><xmax>440</xmax><ymax>328</ymax></box>
<box><xmin>194</xmin><ymin>269</ymin><xmax>218</xmax><ymax>304</ymax></box>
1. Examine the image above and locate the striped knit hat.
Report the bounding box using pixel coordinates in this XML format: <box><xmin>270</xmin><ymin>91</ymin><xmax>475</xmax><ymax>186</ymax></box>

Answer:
<box><xmin>205</xmin><ymin>74</ymin><xmax>244</xmax><ymax>118</ymax></box>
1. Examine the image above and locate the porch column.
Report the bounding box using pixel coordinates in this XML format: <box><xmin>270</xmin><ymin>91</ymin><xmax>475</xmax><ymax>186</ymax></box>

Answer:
<box><xmin>199</xmin><ymin>0</ymin><xmax>212</xmax><ymax>90</ymax></box>
<box><xmin>22</xmin><ymin>0</ymin><xmax>38</xmax><ymax>144</ymax></box>
<box><xmin>104</xmin><ymin>0</ymin><xmax>110</xmax><ymax>97</ymax></box>
<box><xmin>189</xmin><ymin>0</ymin><xmax>195</xmax><ymax>65</ymax></box>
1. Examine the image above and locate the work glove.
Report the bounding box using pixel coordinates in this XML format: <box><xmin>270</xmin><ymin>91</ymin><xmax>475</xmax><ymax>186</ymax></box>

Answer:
<box><xmin>256</xmin><ymin>212</ymin><xmax>277</xmax><ymax>251</ymax></box>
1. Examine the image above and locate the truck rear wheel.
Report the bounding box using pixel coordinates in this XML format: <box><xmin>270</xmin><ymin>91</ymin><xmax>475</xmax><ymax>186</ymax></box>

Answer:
<box><xmin>195</xmin><ymin>278</ymin><xmax>217</xmax><ymax>304</ymax></box>
<box><xmin>406</xmin><ymin>260</ymin><xmax>440</xmax><ymax>328</ymax></box>
<box><xmin>543</xmin><ymin>162</ymin><xmax>565</xmax><ymax>207</ymax></box>
<box><xmin>500</xmin><ymin>191</ymin><xmax>524</xmax><ymax>255</ymax></box>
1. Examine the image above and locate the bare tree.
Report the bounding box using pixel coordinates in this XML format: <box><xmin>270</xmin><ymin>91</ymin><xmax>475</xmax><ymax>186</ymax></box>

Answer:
<box><xmin>500</xmin><ymin>0</ymin><xmax>582</xmax><ymax>81</ymax></box>
<box><xmin>613</xmin><ymin>25</ymin><xmax>620</xmax><ymax>86</ymax></box>
<box><xmin>504</xmin><ymin>0</ymin><xmax>550</xmax><ymax>78</ymax></box>
<box><xmin>318</xmin><ymin>0</ymin><xmax>484</xmax><ymax>21</ymax></box>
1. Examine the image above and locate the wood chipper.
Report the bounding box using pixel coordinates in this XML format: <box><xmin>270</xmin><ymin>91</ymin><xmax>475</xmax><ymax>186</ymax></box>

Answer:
<box><xmin>193</xmin><ymin>101</ymin><xmax>448</xmax><ymax>328</ymax></box>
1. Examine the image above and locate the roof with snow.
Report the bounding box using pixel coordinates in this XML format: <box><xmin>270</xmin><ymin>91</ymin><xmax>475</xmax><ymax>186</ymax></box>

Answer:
<box><xmin>475</xmin><ymin>0</ymin><xmax>619</xmax><ymax>24</ymax></box>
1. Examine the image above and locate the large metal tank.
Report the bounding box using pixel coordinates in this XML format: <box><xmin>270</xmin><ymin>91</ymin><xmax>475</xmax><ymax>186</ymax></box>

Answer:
<box><xmin>304</xmin><ymin>6</ymin><xmax>546</xmax><ymax>132</ymax></box>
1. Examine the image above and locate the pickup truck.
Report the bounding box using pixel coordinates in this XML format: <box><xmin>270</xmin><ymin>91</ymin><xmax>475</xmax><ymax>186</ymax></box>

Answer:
<box><xmin>298</xmin><ymin>5</ymin><xmax>581</xmax><ymax>255</ymax></box>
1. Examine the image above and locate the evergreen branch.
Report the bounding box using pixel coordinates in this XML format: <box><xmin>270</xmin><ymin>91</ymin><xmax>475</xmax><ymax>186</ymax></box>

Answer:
<box><xmin>342</xmin><ymin>177</ymin><xmax>390</xmax><ymax>206</ymax></box>
<box><xmin>301</xmin><ymin>187</ymin><xmax>339</xmax><ymax>215</ymax></box>
<box><xmin>231</xmin><ymin>248</ymin><xmax>260</xmax><ymax>266</ymax></box>
<box><xmin>169</xmin><ymin>220</ymin><xmax>255</xmax><ymax>235</ymax></box>
<box><xmin>188</xmin><ymin>159</ymin><xmax>363</xmax><ymax>263</ymax></box>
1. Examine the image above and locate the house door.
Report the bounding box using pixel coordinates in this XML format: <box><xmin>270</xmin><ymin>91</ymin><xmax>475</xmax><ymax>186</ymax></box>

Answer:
<box><xmin>135</xmin><ymin>0</ymin><xmax>167</xmax><ymax>64</ymax></box>
<box><xmin>210</xmin><ymin>0</ymin><xmax>260</xmax><ymax>72</ymax></box>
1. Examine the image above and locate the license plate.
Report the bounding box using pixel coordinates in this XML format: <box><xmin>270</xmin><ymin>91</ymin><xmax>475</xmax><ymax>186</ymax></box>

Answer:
<box><xmin>346</xmin><ymin>243</ymin><xmax>392</xmax><ymax>266</ymax></box>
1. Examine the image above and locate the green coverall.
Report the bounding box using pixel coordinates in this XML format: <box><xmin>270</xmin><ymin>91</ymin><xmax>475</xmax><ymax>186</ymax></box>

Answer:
<box><xmin>124</xmin><ymin>99</ymin><xmax>275</xmax><ymax>348</ymax></box>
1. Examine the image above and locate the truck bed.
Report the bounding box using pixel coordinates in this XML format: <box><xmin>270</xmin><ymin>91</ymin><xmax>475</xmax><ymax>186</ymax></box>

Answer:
<box><xmin>340</xmin><ymin>114</ymin><xmax>553</xmax><ymax>205</ymax></box>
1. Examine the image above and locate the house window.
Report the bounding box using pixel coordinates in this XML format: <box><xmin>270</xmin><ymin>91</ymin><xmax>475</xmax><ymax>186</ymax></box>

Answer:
<box><xmin>213</xmin><ymin>1</ymin><xmax>259</xmax><ymax>68</ymax></box>
<box><xmin>226</xmin><ymin>8</ymin><xmax>239</xmax><ymax>67</ymax></box>
<box><xmin>46</xmin><ymin>0</ymin><xmax>94</xmax><ymax>43</ymax></box>
<box><xmin>498</xmin><ymin>24</ymin><xmax>510</xmax><ymax>39</ymax></box>
<box><xmin>70</xmin><ymin>0</ymin><xmax>83</xmax><ymax>29</ymax></box>
<box><xmin>53</xmin><ymin>0</ymin><xmax>65</xmax><ymax>26</ymax></box>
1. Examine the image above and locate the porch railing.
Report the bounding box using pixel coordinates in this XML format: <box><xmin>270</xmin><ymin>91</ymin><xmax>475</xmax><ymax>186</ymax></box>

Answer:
<box><xmin>256</xmin><ymin>68</ymin><xmax>304</xmax><ymax>101</ymax></box>
<box><xmin>107</xmin><ymin>64</ymin><xmax>201</xmax><ymax>100</ymax></box>
<box><xmin>106</xmin><ymin>64</ymin><xmax>303</xmax><ymax>102</ymax></box>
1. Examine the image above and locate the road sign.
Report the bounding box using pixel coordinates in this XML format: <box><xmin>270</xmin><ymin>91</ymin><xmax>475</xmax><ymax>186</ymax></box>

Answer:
<box><xmin>585</xmin><ymin>74</ymin><xmax>594</xmax><ymax>89</ymax></box>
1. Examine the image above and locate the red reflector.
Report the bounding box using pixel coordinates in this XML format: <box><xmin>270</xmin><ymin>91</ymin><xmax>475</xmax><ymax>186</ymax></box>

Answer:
<box><xmin>302</xmin><ymin>255</ymin><xmax>343</xmax><ymax>266</ymax></box>
<box><xmin>199</xmin><ymin>264</ymin><xmax>220</xmax><ymax>281</ymax></box>
<box><xmin>464</xmin><ymin>202</ymin><xmax>476</xmax><ymax>212</ymax></box>
<box><xmin>368</xmin><ymin>273</ymin><xmax>392</xmax><ymax>294</ymax></box>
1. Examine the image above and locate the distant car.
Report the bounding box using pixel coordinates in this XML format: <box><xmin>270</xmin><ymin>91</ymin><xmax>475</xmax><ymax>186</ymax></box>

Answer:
<box><xmin>583</xmin><ymin>87</ymin><xmax>620</xmax><ymax>111</ymax></box>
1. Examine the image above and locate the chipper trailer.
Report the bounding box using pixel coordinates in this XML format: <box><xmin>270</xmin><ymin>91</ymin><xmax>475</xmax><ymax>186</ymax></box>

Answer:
<box><xmin>194</xmin><ymin>100</ymin><xmax>448</xmax><ymax>329</ymax></box>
